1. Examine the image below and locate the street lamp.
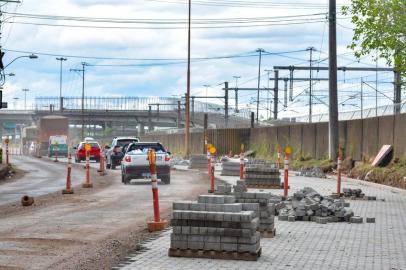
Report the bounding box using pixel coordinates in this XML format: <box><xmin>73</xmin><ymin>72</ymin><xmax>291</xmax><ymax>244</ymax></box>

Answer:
<box><xmin>4</xmin><ymin>54</ymin><xmax>38</xmax><ymax>69</ymax></box>
<box><xmin>13</xmin><ymin>97</ymin><xmax>19</xmax><ymax>109</ymax></box>
<box><xmin>56</xmin><ymin>57</ymin><xmax>67</xmax><ymax>110</ymax></box>
<box><xmin>22</xmin><ymin>88</ymin><xmax>29</xmax><ymax>110</ymax></box>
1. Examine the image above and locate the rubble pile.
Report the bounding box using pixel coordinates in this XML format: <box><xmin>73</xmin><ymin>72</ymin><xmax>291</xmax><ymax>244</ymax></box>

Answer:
<box><xmin>299</xmin><ymin>167</ymin><xmax>326</xmax><ymax>178</ymax></box>
<box><xmin>244</xmin><ymin>164</ymin><xmax>281</xmax><ymax>187</ymax></box>
<box><xmin>221</xmin><ymin>158</ymin><xmax>242</xmax><ymax>176</ymax></box>
<box><xmin>278</xmin><ymin>187</ymin><xmax>356</xmax><ymax>223</ymax></box>
<box><xmin>169</xmin><ymin>194</ymin><xmax>262</xmax><ymax>260</ymax></box>
<box><xmin>342</xmin><ymin>188</ymin><xmax>376</xmax><ymax>200</ymax></box>
<box><xmin>188</xmin><ymin>154</ymin><xmax>208</xmax><ymax>170</ymax></box>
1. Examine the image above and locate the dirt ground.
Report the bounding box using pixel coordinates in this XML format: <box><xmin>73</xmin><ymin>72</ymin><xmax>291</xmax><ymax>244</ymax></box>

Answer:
<box><xmin>0</xmin><ymin>158</ymin><xmax>209</xmax><ymax>270</ymax></box>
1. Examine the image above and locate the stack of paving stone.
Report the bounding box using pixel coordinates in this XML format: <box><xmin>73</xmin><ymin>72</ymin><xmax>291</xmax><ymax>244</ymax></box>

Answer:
<box><xmin>244</xmin><ymin>162</ymin><xmax>282</xmax><ymax>188</ymax></box>
<box><xmin>188</xmin><ymin>154</ymin><xmax>209</xmax><ymax>170</ymax></box>
<box><xmin>342</xmin><ymin>188</ymin><xmax>377</xmax><ymax>200</ymax></box>
<box><xmin>278</xmin><ymin>187</ymin><xmax>355</xmax><ymax>223</ymax></box>
<box><xmin>233</xmin><ymin>180</ymin><xmax>277</xmax><ymax>237</ymax></box>
<box><xmin>169</xmin><ymin>194</ymin><xmax>262</xmax><ymax>261</ymax></box>
<box><xmin>221</xmin><ymin>158</ymin><xmax>242</xmax><ymax>176</ymax></box>
<box><xmin>299</xmin><ymin>167</ymin><xmax>326</xmax><ymax>178</ymax></box>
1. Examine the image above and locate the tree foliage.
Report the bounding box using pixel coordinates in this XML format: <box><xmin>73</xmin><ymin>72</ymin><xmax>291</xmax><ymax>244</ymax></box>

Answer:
<box><xmin>342</xmin><ymin>0</ymin><xmax>405</xmax><ymax>77</ymax></box>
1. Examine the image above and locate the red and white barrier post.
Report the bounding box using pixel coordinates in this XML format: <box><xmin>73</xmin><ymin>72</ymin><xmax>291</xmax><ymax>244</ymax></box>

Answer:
<box><xmin>62</xmin><ymin>153</ymin><xmax>74</xmax><ymax>194</ymax></box>
<box><xmin>337</xmin><ymin>154</ymin><xmax>342</xmax><ymax>195</ymax></box>
<box><xmin>98</xmin><ymin>148</ymin><xmax>107</xmax><ymax>175</ymax></box>
<box><xmin>283</xmin><ymin>154</ymin><xmax>289</xmax><ymax>198</ymax></box>
<box><xmin>146</xmin><ymin>149</ymin><xmax>168</xmax><ymax>232</ymax></box>
<box><xmin>239</xmin><ymin>144</ymin><xmax>245</xmax><ymax>180</ymax></box>
<box><xmin>82</xmin><ymin>144</ymin><xmax>93</xmax><ymax>188</ymax></box>
<box><xmin>209</xmin><ymin>154</ymin><xmax>215</xmax><ymax>193</ymax></box>
<box><xmin>277</xmin><ymin>146</ymin><xmax>281</xmax><ymax>169</ymax></box>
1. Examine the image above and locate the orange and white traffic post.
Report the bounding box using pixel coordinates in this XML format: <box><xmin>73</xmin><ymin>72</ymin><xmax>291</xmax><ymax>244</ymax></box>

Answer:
<box><xmin>208</xmin><ymin>145</ymin><xmax>216</xmax><ymax>193</ymax></box>
<box><xmin>53</xmin><ymin>142</ymin><xmax>59</xmax><ymax>162</ymax></box>
<box><xmin>146</xmin><ymin>149</ymin><xmax>168</xmax><ymax>232</ymax></box>
<box><xmin>283</xmin><ymin>145</ymin><xmax>292</xmax><ymax>198</ymax></box>
<box><xmin>336</xmin><ymin>150</ymin><xmax>343</xmax><ymax>195</ymax></box>
<box><xmin>277</xmin><ymin>145</ymin><xmax>281</xmax><ymax>169</ymax></box>
<box><xmin>62</xmin><ymin>153</ymin><xmax>74</xmax><ymax>194</ymax></box>
<box><xmin>239</xmin><ymin>143</ymin><xmax>245</xmax><ymax>180</ymax></box>
<box><xmin>4</xmin><ymin>138</ymin><xmax>9</xmax><ymax>166</ymax></box>
<box><xmin>98</xmin><ymin>148</ymin><xmax>107</xmax><ymax>176</ymax></box>
<box><xmin>82</xmin><ymin>143</ymin><xmax>93</xmax><ymax>188</ymax></box>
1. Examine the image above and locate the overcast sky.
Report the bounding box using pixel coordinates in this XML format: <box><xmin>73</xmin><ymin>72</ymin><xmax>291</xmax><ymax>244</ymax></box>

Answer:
<box><xmin>1</xmin><ymin>0</ymin><xmax>396</xmax><ymax>119</ymax></box>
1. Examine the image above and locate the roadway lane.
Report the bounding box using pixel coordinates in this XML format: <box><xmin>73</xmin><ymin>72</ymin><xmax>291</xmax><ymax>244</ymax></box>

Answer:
<box><xmin>0</xmin><ymin>155</ymin><xmax>88</xmax><ymax>206</ymax></box>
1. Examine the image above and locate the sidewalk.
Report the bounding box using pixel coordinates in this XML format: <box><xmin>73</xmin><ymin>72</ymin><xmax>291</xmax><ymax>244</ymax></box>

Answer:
<box><xmin>118</xmin><ymin>169</ymin><xmax>406</xmax><ymax>270</ymax></box>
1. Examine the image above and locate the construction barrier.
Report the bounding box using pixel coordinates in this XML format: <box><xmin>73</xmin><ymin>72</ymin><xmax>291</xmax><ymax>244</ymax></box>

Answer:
<box><xmin>209</xmin><ymin>155</ymin><xmax>215</xmax><ymax>193</ymax></box>
<box><xmin>239</xmin><ymin>151</ymin><xmax>244</xmax><ymax>180</ymax></box>
<box><xmin>82</xmin><ymin>145</ymin><xmax>93</xmax><ymax>188</ymax></box>
<box><xmin>62</xmin><ymin>153</ymin><xmax>74</xmax><ymax>194</ymax></box>
<box><xmin>284</xmin><ymin>154</ymin><xmax>289</xmax><ymax>197</ymax></box>
<box><xmin>146</xmin><ymin>149</ymin><xmax>168</xmax><ymax>232</ymax></box>
<box><xmin>337</xmin><ymin>155</ymin><xmax>342</xmax><ymax>195</ymax></box>
<box><xmin>277</xmin><ymin>146</ymin><xmax>281</xmax><ymax>170</ymax></box>
<box><xmin>98</xmin><ymin>149</ymin><xmax>107</xmax><ymax>176</ymax></box>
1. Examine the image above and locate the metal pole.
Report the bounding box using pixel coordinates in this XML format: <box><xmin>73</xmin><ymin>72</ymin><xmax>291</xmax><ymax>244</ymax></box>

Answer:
<box><xmin>328</xmin><ymin>0</ymin><xmax>339</xmax><ymax>160</ymax></box>
<box><xmin>185</xmin><ymin>0</ymin><xmax>191</xmax><ymax>157</ymax></box>
<box><xmin>233</xmin><ymin>76</ymin><xmax>240</xmax><ymax>113</ymax></box>
<box><xmin>375</xmin><ymin>55</ymin><xmax>378</xmax><ymax>116</ymax></box>
<box><xmin>361</xmin><ymin>78</ymin><xmax>364</xmax><ymax>119</ymax></box>
<box><xmin>56</xmin><ymin>57</ymin><xmax>67</xmax><ymax>111</ymax></box>
<box><xmin>274</xmin><ymin>70</ymin><xmax>279</xmax><ymax>120</ymax></box>
<box><xmin>308</xmin><ymin>47</ymin><xmax>315</xmax><ymax>123</ymax></box>
<box><xmin>394</xmin><ymin>71</ymin><xmax>401</xmax><ymax>114</ymax></box>
<box><xmin>256</xmin><ymin>48</ymin><xmax>264</xmax><ymax>123</ymax></box>
<box><xmin>224</xmin><ymin>82</ymin><xmax>229</xmax><ymax>127</ymax></box>
<box><xmin>284</xmin><ymin>78</ymin><xmax>288</xmax><ymax>108</ymax></box>
<box><xmin>81</xmin><ymin>62</ymin><xmax>86</xmax><ymax>140</ymax></box>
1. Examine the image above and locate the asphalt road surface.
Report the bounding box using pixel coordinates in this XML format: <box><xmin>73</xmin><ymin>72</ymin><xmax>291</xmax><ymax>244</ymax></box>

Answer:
<box><xmin>0</xmin><ymin>155</ymin><xmax>209</xmax><ymax>270</ymax></box>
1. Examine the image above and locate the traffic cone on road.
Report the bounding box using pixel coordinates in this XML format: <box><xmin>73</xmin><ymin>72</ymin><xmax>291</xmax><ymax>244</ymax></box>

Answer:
<box><xmin>97</xmin><ymin>151</ymin><xmax>107</xmax><ymax>176</ymax></box>
<box><xmin>82</xmin><ymin>148</ymin><xmax>93</xmax><ymax>188</ymax></box>
<box><xmin>62</xmin><ymin>154</ymin><xmax>74</xmax><ymax>194</ymax></box>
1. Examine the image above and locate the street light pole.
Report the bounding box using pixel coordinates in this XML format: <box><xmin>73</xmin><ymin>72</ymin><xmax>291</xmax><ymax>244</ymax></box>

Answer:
<box><xmin>70</xmin><ymin>62</ymin><xmax>87</xmax><ymax>140</ymax></box>
<box><xmin>203</xmin><ymin>84</ymin><xmax>210</xmax><ymax>111</ymax></box>
<box><xmin>256</xmin><ymin>48</ymin><xmax>265</xmax><ymax>124</ymax></box>
<box><xmin>56</xmin><ymin>57</ymin><xmax>67</xmax><ymax>111</ymax></box>
<box><xmin>185</xmin><ymin>0</ymin><xmax>191</xmax><ymax>157</ymax></box>
<box><xmin>264</xmin><ymin>69</ymin><xmax>272</xmax><ymax>119</ymax></box>
<box><xmin>22</xmin><ymin>88</ymin><xmax>29</xmax><ymax>110</ymax></box>
<box><xmin>233</xmin><ymin>76</ymin><xmax>240</xmax><ymax>112</ymax></box>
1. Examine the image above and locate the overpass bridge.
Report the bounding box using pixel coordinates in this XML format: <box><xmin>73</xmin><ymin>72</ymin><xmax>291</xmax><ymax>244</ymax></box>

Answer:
<box><xmin>0</xmin><ymin>96</ymin><xmax>252</xmax><ymax>138</ymax></box>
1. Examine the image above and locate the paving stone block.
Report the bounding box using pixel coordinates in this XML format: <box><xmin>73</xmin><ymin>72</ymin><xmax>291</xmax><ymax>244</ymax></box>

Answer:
<box><xmin>189</xmin><ymin>203</ymin><xmax>206</xmax><ymax>211</ymax></box>
<box><xmin>288</xmin><ymin>216</ymin><xmax>296</xmax><ymax>222</ymax></box>
<box><xmin>171</xmin><ymin>240</ymin><xmax>188</xmax><ymax>249</ymax></box>
<box><xmin>278</xmin><ymin>215</ymin><xmax>288</xmax><ymax>221</ymax></box>
<box><xmin>172</xmin><ymin>226</ymin><xmax>182</xmax><ymax>234</ymax></box>
<box><xmin>238</xmin><ymin>244</ymin><xmax>258</xmax><ymax>253</ymax></box>
<box><xmin>172</xmin><ymin>201</ymin><xmax>192</xmax><ymax>211</ymax></box>
<box><xmin>190</xmin><ymin>226</ymin><xmax>200</xmax><ymax>235</ymax></box>
<box><xmin>350</xmin><ymin>216</ymin><xmax>363</xmax><ymax>224</ymax></box>
<box><xmin>223</xmin><ymin>203</ymin><xmax>242</xmax><ymax>212</ymax></box>
<box><xmin>181</xmin><ymin>226</ymin><xmax>191</xmax><ymax>234</ymax></box>
<box><xmin>205</xmin><ymin>235</ymin><xmax>221</xmax><ymax>243</ymax></box>
<box><xmin>204</xmin><ymin>242</ymin><xmax>221</xmax><ymax>251</ymax></box>
<box><xmin>221</xmin><ymin>236</ymin><xmax>238</xmax><ymax>243</ymax></box>
<box><xmin>188</xmin><ymin>241</ymin><xmax>204</xmax><ymax>250</ymax></box>
<box><xmin>366</xmin><ymin>217</ymin><xmax>376</xmax><ymax>223</ymax></box>
<box><xmin>221</xmin><ymin>243</ymin><xmax>238</xmax><ymax>251</ymax></box>
<box><xmin>199</xmin><ymin>227</ymin><xmax>208</xmax><ymax>235</ymax></box>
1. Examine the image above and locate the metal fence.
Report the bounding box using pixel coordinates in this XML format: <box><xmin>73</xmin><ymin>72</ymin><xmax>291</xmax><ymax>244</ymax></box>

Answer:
<box><xmin>34</xmin><ymin>96</ymin><xmax>252</xmax><ymax>119</ymax></box>
<box><xmin>295</xmin><ymin>102</ymin><xmax>406</xmax><ymax>123</ymax></box>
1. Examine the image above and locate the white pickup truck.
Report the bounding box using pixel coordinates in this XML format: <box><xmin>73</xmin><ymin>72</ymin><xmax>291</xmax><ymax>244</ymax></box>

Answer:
<box><xmin>121</xmin><ymin>142</ymin><xmax>171</xmax><ymax>185</ymax></box>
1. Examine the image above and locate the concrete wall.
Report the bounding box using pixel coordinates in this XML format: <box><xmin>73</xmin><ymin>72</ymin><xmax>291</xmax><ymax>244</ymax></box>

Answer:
<box><xmin>141</xmin><ymin>113</ymin><xmax>406</xmax><ymax>160</ymax></box>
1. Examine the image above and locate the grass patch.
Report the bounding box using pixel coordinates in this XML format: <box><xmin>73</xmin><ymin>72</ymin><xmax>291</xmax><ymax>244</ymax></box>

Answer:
<box><xmin>349</xmin><ymin>158</ymin><xmax>406</xmax><ymax>189</ymax></box>
<box><xmin>290</xmin><ymin>158</ymin><xmax>335</xmax><ymax>173</ymax></box>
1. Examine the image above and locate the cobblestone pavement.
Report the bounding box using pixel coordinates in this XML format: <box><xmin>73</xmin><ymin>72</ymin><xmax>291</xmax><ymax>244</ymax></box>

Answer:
<box><xmin>119</xmin><ymin>171</ymin><xmax>406</xmax><ymax>270</ymax></box>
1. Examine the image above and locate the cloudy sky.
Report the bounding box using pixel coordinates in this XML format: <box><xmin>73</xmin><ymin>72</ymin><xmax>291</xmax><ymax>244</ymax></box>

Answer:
<box><xmin>1</xmin><ymin>0</ymin><xmax>396</xmax><ymax>119</ymax></box>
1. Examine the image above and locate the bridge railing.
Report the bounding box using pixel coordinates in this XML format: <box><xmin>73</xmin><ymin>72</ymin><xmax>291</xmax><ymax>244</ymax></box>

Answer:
<box><xmin>34</xmin><ymin>96</ymin><xmax>252</xmax><ymax>119</ymax></box>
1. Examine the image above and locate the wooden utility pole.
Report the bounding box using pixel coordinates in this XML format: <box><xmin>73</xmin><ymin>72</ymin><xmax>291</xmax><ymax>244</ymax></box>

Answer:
<box><xmin>185</xmin><ymin>0</ymin><xmax>191</xmax><ymax>157</ymax></box>
<box><xmin>328</xmin><ymin>0</ymin><xmax>339</xmax><ymax>160</ymax></box>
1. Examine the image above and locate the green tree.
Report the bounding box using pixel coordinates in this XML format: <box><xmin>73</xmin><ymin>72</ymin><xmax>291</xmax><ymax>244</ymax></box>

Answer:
<box><xmin>342</xmin><ymin>0</ymin><xmax>405</xmax><ymax>77</ymax></box>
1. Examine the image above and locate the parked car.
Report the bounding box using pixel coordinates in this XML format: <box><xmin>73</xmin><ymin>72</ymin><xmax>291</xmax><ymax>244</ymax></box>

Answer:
<box><xmin>106</xmin><ymin>137</ymin><xmax>139</xmax><ymax>169</ymax></box>
<box><xmin>121</xmin><ymin>142</ymin><xmax>171</xmax><ymax>185</ymax></box>
<box><xmin>74</xmin><ymin>141</ymin><xmax>101</xmax><ymax>163</ymax></box>
<box><xmin>48</xmin><ymin>135</ymin><xmax>68</xmax><ymax>157</ymax></box>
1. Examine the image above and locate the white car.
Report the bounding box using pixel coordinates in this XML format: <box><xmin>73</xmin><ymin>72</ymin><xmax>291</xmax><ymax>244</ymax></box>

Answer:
<box><xmin>121</xmin><ymin>142</ymin><xmax>171</xmax><ymax>184</ymax></box>
<box><xmin>106</xmin><ymin>137</ymin><xmax>139</xmax><ymax>169</ymax></box>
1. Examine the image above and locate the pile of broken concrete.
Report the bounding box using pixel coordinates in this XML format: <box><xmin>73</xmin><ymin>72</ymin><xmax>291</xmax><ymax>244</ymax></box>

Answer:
<box><xmin>277</xmin><ymin>187</ymin><xmax>360</xmax><ymax>223</ymax></box>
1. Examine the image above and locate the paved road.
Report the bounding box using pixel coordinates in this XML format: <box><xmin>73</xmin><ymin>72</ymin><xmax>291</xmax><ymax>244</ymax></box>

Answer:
<box><xmin>0</xmin><ymin>155</ymin><xmax>88</xmax><ymax>206</ymax></box>
<box><xmin>119</xmin><ymin>171</ymin><xmax>406</xmax><ymax>270</ymax></box>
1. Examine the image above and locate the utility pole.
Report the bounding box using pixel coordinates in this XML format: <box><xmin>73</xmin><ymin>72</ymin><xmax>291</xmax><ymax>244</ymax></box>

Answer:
<box><xmin>22</xmin><ymin>88</ymin><xmax>29</xmax><ymax>110</ymax></box>
<box><xmin>283</xmin><ymin>78</ymin><xmax>288</xmax><ymax>108</ymax></box>
<box><xmin>56</xmin><ymin>57</ymin><xmax>67</xmax><ymax>111</ymax></box>
<box><xmin>360</xmin><ymin>78</ymin><xmax>364</xmax><ymax>119</ymax></box>
<box><xmin>70</xmin><ymin>62</ymin><xmax>87</xmax><ymax>140</ymax></box>
<box><xmin>203</xmin><ymin>84</ymin><xmax>210</xmax><ymax>111</ymax></box>
<box><xmin>224</xmin><ymin>81</ymin><xmax>229</xmax><ymax>127</ymax></box>
<box><xmin>394</xmin><ymin>71</ymin><xmax>401</xmax><ymax>114</ymax></box>
<box><xmin>328</xmin><ymin>0</ymin><xmax>339</xmax><ymax>160</ymax></box>
<box><xmin>256</xmin><ymin>48</ymin><xmax>265</xmax><ymax>123</ymax></box>
<box><xmin>233</xmin><ymin>76</ymin><xmax>240</xmax><ymax>112</ymax></box>
<box><xmin>307</xmin><ymin>47</ymin><xmax>315</xmax><ymax>123</ymax></box>
<box><xmin>274</xmin><ymin>70</ymin><xmax>279</xmax><ymax>120</ymax></box>
<box><xmin>185</xmin><ymin>0</ymin><xmax>191</xmax><ymax>157</ymax></box>
<box><xmin>264</xmin><ymin>69</ymin><xmax>272</xmax><ymax>119</ymax></box>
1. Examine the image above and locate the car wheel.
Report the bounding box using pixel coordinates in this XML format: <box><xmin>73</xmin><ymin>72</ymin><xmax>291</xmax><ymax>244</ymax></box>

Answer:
<box><xmin>161</xmin><ymin>175</ymin><xmax>171</xmax><ymax>185</ymax></box>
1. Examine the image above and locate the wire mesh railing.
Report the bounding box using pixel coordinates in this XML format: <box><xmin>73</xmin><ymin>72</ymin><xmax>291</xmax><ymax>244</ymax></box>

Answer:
<box><xmin>295</xmin><ymin>102</ymin><xmax>406</xmax><ymax>123</ymax></box>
